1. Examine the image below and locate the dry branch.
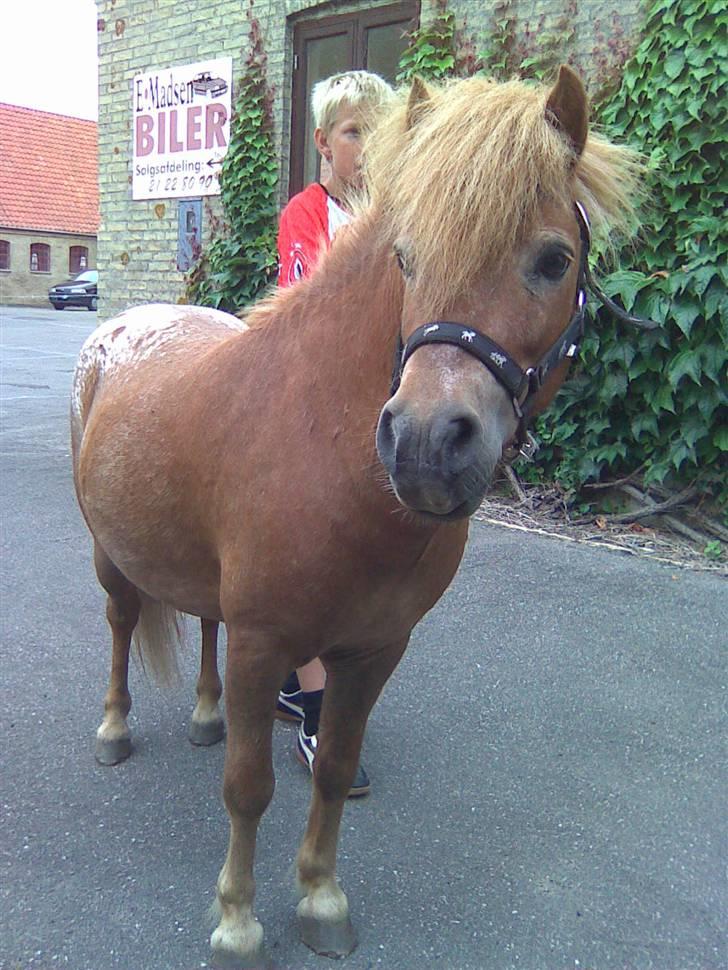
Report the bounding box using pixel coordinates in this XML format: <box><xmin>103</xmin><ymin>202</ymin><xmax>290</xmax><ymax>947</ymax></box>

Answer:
<box><xmin>685</xmin><ymin>511</ymin><xmax>728</xmax><ymax>544</ymax></box>
<box><xmin>581</xmin><ymin>464</ymin><xmax>648</xmax><ymax>492</ymax></box>
<box><xmin>503</xmin><ymin>465</ymin><xmax>528</xmax><ymax>504</ymax></box>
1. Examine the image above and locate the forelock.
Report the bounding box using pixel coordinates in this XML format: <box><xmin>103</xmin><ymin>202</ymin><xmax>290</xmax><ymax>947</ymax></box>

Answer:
<box><xmin>363</xmin><ymin>75</ymin><xmax>641</xmax><ymax>315</ymax></box>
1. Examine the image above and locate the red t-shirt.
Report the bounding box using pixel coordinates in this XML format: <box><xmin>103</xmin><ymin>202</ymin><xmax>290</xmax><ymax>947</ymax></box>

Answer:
<box><xmin>277</xmin><ymin>183</ymin><xmax>350</xmax><ymax>287</ymax></box>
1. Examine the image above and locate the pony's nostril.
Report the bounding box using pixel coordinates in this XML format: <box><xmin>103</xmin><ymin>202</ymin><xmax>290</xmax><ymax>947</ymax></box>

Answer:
<box><xmin>432</xmin><ymin>410</ymin><xmax>481</xmax><ymax>469</ymax></box>
<box><xmin>446</xmin><ymin>415</ymin><xmax>478</xmax><ymax>457</ymax></box>
<box><xmin>375</xmin><ymin>404</ymin><xmax>397</xmax><ymax>468</ymax></box>
<box><xmin>379</xmin><ymin>404</ymin><xmax>394</xmax><ymax>437</ymax></box>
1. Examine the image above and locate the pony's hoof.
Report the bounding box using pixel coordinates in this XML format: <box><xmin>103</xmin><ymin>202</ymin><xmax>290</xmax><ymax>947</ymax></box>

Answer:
<box><xmin>211</xmin><ymin>915</ymin><xmax>266</xmax><ymax>969</ymax></box>
<box><xmin>95</xmin><ymin>736</ymin><xmax>132</xmax><ymax>765</ymax></box>
<box><xmin>298</xmin><ymin>913</ymin><xmax>357</xmax><ymax>958</ymax></box>
<box><xmin>212</xmin><ymin>947</ymin><xmax>270</xmax><ymax>969</ymax></box>
<box><xmin>189</xmin><ymin>717</ymin><xmax>225</xmax><ymax>747</ymax></box>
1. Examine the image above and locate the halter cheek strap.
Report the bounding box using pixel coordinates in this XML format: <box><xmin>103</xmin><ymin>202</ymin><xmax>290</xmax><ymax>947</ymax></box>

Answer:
<box><xmin>388</xmin><ymin>202</ymin><xmax>656</xmax><ymax>461</ymax></box>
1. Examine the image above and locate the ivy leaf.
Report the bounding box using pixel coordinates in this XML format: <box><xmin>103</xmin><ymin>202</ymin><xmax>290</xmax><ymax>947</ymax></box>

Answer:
<box><xmin>680</xmin><ymin>410</ymin><xmax>710</xmax><ymax>448</ymax></box>
<box><xmin>699</xmin><ymin>341</ymin><xmax>727</xmax><ymax>384</ymax></box>
<box><xmin>601</xmin><ymin>270</ymin><xmax>653</xmax><ymax>310</ymax></box>
<box><xmin>599</xmin><ymin>370</ymin><xmax>628</xmax><ymax>402</ymax></box>
<box><xmin>644</xmin><ymin>460</ymin><xmax>669</xmax><ymax>485</ymax></box>
<box><xmin>670</xmin><ymin>440</ymin><xmax>696</xmax><ymax>470</ymax></box>
<box><xmin>602</xmin><ymin>341</ymin><xmax>637</xmax><ymax>369</ymax></box>
<box><xmin>714</xmin><ymin>427</ymin><xmax>728</xmax><ymax>452</ymax></box>
<box><xmin>690</xmin><ymin>264</ymin><xmax>718</xmax><ymax>297</ymax></box>
<box><xmin>636</xmin><ymin>287</ymin><xmax>671</xmax><ymax>325</ymax></box>
<box><xmin>667</xmin><ymin>349</ymin><xmax>703</xmax><ymax>388</ymax></box>
<box><xmin>651</xmin><ymin>384</ymin><xmax>676</xmax><ymax>414</ymax></box>
<box><xmin>584</xmin><ymin>414</ymin><xmax>609</xmax><ymax>435</ymax></box>
<box><xmin>669</xmin><ymin>297</ymin><xmax>702</xmax><ymax>336</ymax></box>
<box><xmin>631</xmin><ymin>411</ymin><xmax>659</xmax><ymax>440</ymax></box>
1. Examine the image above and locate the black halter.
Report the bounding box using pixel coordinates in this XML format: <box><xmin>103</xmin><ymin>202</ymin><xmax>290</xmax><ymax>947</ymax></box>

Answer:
<box><xmin>389</xmin><ymin>202</ymin><xmax>656</xmax><ymax>460</ymax></box>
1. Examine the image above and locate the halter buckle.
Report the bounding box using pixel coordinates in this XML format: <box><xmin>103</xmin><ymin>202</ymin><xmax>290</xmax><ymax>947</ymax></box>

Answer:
<box><xmin>518</xmin><ymin>431</ymin><xmax>539</xmax><ymax>461</ymax></box>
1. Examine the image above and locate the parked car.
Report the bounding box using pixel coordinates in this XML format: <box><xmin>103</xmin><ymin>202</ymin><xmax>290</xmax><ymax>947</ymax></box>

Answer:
<box><xmin>49</xmin><ymin>270</ymin><xmax>98</xmax><ymax>311</ymax></box>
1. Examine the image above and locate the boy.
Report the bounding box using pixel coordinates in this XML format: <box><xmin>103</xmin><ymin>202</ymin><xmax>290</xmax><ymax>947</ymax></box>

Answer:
<box><xmin>278</xmin><ymin>70</ymin><xmax>393</xmax><ymax>286</ymax></box>
<box><xmin>276</xmin><ymin>70</ymin><xmax>394</xmax><ymax>796</ymax></box>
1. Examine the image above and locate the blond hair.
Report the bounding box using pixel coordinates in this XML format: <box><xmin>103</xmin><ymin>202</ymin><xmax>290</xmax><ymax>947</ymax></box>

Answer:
<box><xmin>312</xmin><ymin>70</ymin><xmax>394</xmax><ymax>134</ymax></box>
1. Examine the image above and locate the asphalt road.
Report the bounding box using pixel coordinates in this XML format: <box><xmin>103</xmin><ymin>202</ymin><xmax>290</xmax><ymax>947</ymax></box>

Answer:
<box><xmin>1</xmin><ymin>305</ymin><xmax>725</xmax><ymax>970</ymax></box>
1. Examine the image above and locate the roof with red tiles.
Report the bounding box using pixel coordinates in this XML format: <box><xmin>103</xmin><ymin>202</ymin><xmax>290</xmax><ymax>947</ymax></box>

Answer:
<box><xmin>0</xmin><ymin>103</ymin><xmax>99</xmax><ymax>235</ymax></box>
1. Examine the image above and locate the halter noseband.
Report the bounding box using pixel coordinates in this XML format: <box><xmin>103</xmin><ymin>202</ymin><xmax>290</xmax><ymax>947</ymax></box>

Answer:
<box><xmin>388</xmin><ymin>202</ymin><xmax>656</xmax><ymax>461</ymax></box>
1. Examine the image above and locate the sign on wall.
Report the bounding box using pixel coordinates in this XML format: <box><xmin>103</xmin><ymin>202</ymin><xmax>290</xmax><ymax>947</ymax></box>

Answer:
<box><xmin>132</xmin><ymin>57</ymin><xmax>232</xmax><ymax>200</ymax></box>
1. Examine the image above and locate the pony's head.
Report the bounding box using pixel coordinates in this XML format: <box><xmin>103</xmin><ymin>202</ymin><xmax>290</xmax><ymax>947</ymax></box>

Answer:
<box><xmin>370</xmin><ymin>67</ymin><xmax>640</xmax><ymax>519</ymax></box>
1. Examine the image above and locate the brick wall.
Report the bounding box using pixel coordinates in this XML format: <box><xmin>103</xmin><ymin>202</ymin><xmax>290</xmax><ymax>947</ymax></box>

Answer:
<box><xmin>96</xmin><ymin>0</ymin><xmax>642</xmax><ymax>321</ymax></box>
<box><xmin>0</xmin><ymin>229</ymin><xmax>97</xmax><ymax>307</ymax></box>
<box><xmin>97</xmin><ymin>0</ymin><xmax>242</xmax><ymax>319</ymax></box>
<box><xmin>452</xmin><ymin>0</ymin><xmax>643</xmax><ymax>91</ymax></box>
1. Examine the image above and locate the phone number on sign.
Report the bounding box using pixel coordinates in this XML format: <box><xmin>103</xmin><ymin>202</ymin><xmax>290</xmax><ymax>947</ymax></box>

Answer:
<box><xmin>146</xmin><ymin>173</ymin><xmax>218</xmax><ymax>194</ymax></box>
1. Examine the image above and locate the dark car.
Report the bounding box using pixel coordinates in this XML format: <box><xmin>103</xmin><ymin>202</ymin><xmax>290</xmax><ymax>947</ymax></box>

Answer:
<box><xmin>49</xmin><ymin>270</ymin><xmax>98</xmax><ymax>311</ymax></box>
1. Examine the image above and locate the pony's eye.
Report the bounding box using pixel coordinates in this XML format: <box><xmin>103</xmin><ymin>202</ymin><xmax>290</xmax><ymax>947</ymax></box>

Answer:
<box><xmin>535</xmin><ymin>249</ymin><xmax>571</xmax><ymax>281</ymax></box>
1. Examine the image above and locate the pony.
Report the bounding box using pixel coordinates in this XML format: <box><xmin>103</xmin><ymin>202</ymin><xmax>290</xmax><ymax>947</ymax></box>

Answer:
<box><xmin>71</xmin><ymin>68</ymin><xmax>641</xmax><ymax>966</ymax></box>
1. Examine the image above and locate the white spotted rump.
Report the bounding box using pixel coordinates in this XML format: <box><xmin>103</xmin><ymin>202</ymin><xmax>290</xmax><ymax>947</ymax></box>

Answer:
<box><xmin>72</xmin><ymin>303</ymin><xmax>247</xmax><ymax>427</ymax></box>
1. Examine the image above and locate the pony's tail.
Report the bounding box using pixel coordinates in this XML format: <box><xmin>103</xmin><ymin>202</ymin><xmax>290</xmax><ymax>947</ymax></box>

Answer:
<box><xmin>132</xmin><ymin>593</ymin><xmax>185</xmax><ymax>686</ymax></box>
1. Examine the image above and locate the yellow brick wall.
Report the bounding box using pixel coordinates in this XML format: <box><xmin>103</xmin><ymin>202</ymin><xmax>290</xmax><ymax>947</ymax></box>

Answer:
<box><xmin>0</xmin><ymin>228</ymin><xmax>97</xmax><ymax>307</ymax></box>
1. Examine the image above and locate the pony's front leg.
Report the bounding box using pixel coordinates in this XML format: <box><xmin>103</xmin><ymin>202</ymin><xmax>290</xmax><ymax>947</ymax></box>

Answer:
<box><xmin>211</xmin><ymin>628</ymin><xmax>288</xmax><ymax>969</ymax></box>
<box><xmin>296</xmin><ymin>639</ymin><xmax>409</xmax><ymax>957</ymax></box>
<box><xmin>189</xmin><ymin>618</ymin><xmax>225</xmax><ymax>746</ymax></box>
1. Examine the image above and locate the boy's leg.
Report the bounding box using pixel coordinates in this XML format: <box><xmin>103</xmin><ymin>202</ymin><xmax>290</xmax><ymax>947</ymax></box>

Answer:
<box><xmin>295</xmin><ymin>660</ymin><xmax>370</xmax><ymax>798</ymax></box>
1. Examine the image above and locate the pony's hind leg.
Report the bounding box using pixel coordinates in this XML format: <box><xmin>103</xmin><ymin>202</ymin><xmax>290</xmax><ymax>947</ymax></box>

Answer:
<box><xmin>189</xmin><ymin>618</ymin><xmax>225</xmax><ymax>746</ymax></box>
<box><xmin>93</xmin><ymin>542</ymin><xmax>140</xmax><ymax>766</ymax></box>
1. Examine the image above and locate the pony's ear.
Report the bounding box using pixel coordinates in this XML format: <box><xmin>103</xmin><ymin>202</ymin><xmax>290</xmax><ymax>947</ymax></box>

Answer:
<box><xmin>545</xmin><ymin>65</ymin><xmax>588</xmax><ymax>158</ymax></box>
<box><xmin>406</xmin><ymin>76</ymin><xmax>432</xmax><ymax>130</ymax></box>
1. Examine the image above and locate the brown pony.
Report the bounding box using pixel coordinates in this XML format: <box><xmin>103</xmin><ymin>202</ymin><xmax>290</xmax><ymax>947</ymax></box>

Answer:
<box><xmin>72</xmin><ymin>69</ymin><xmax>639</xmax><ymax>966</ymax></box>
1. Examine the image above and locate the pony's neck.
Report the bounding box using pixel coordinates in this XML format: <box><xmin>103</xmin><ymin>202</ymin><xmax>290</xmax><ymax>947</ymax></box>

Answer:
<box><xmin>316</xmin><ymin>217</ymin><xmax>401</xmax><ymax>394</ymax></box>
<box><xmin>256</xmin><ymin>213</ymin><xmax>402</xmax><ymax>415</ymax></box>
<box><xmin>235</xmin><ymin>215</ymin><xmax>445</xmax><ymax>547</ymax></box>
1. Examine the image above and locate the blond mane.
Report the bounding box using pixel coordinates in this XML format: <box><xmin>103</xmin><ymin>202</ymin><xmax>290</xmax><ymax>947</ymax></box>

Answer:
<box><xmin>362</xmin><ymin>74</ymin><xmax>641</xmax><ymax>315</ymax></box>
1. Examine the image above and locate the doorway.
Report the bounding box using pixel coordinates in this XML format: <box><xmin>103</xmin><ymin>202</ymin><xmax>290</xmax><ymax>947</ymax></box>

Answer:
<box><xmin>288</xmin><ymin>2</ymin><xmax>419</xmax><ymax>197</ymax></box>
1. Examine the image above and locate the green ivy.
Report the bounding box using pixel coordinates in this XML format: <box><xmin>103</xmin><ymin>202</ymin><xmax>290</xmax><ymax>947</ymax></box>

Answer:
<box><xmin>397</xmin><ymin>2</ymin><xmax>457</xmax><ymax>81</ymax></box>
<box><xmin>400</xmin><ymin>0</ymin><xmax>726</xmax><ymax>508</ymax></box>
<box><xmin>524</xmin><ymin>0</ymin><xmax>727</xmax><ymax>507</ymax></box>
<box><xmin>185</xmin><ymin>16</ymin><xmax>278</xmax><ymax>311</ymax></box>
<box><xmin>479</xmin><ymin>0</ymin><xmax>578</xmax><ymax>84</ymax></box>
<box><xmin>479</xmin><ymin>0</ymin><xmax>519</xmax><ymax>78</ymax></box>
<box><xmin>518</xmin><ymin>1</ymin><xmax>578</xmax><ymax>82</ymax></box>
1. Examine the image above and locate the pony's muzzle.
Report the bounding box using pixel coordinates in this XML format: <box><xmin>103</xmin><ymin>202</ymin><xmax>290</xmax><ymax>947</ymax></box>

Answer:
<box><xmin>376</xmin><ymin>398</ymin><xmax>499</xmax><ymax>519</ymax></box>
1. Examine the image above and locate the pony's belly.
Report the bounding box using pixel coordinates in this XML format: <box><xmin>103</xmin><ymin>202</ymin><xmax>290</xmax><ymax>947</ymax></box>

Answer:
<box><xmin>79</xmin><ymin>452</ymin><xmax>223</xmax><ymax>616</ymax></box>
<box><xmin>78</xmin><ymin>422</ymin><xmax>223</xmax><ymax>618</ymax></box>
<box><xmin>87</xmin><ymin>508</ymin><xmax>223</xmax><ymax>619</ymax></box>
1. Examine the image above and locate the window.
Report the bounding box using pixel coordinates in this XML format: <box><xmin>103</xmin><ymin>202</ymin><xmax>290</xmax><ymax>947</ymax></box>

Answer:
<box><xmin>70</xmin><ymin>246</ymin><xmax>89</xmax><ymax>273</ymax></box>
<box><xmin>0</xmin><ymin>240</ymin><xmax>9</xmax><ymax>270</ymax></box>
<box><xmin>289</xmin><ymin>2</ymin><xmax>419</xmax><ymax>197</ymax></box>
<box><xmin>30</xmin><ymin>243</ymin><xmax>50</xmax><ymax>273</ymax></box>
